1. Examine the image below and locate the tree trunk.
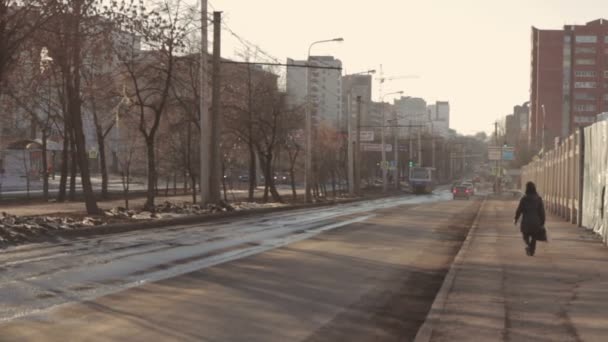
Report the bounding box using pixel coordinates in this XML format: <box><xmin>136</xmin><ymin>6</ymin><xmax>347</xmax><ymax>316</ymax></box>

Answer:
<box><xmin>97</xmin><ymin>131</ymin><xmax>108</xmax><ymax>199</ymax></box>
<box><xmin>69</xmin><ymin>133</ymin><xmax>77</xmax><ymax>201</ymax></box>
<box><xmin>262</xmin><ymin>152</ymin><xmax>282</xmax><ymax>203</ymax></box>
<box><xmin>144</xmin><ymin>138</ymin><xmax>156</xmax><ymax>211</ymax></box>
<box><xmin>248</xmin><ymin>142</ymin><xmax>256</xmax><ymax>201</ymax></box>
<box><xmin>165</xmin><ymin>176</ymin><xmax>170</xmax><ymax>197</ymax></box>
<box><xmin>66</xmin><ymin>1</ymin><xmax>99</xmax><ymax>215</ymax></box>
<box><xmin>331</xmin><ymin>170</ymin><xmax>337</xmax><ymax>198</ymax></box>
<box><xmin>121</xmin><ymin>169</ymin><xmax>130</xmax><ymax>210</ymax></box>
<box><xmin>221</xmin><ymin>162</ymin><xmax>228</xmax><ymax>202</ymax></box>
<box><xmin>173</xmin><ymin>173</ymin><xmax>177</xmax><ymax>195</ymax></box>
<box><xmin>290</xmin><ymin>167</ymin><xmax>297</xmax><ymax>200</ymax></box>
<box><xmin>183</xmin><ymin>171</ymin><xmax>188</xmax><ymax>194</ymax></box>
<box><xmin>190</xmin><ymin>172</ymin><xmax>197</xmax><ymax>204</ymax></box>
<box><xmin>41</xmin><ymin>129</ymin><xmax>49</xmax><ymax>201</ymax></box>
<box><xmin>57</xmin><ymin>123</ymin><xmax>69</xmax><ymax>202</ymax></box>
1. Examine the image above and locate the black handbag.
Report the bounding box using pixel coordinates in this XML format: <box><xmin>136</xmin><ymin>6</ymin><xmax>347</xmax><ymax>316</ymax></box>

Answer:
<box><xmin>536</xmin><ymin>226</ymin><xmax>548</xmax><ymax>242</ymax></box>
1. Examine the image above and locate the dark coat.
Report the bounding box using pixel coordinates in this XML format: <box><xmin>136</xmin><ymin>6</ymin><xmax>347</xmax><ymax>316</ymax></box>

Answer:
<box><xmin>515</xmin><ymin>194</ymin><xmax>546</xmax><ymax>234</ymax></box>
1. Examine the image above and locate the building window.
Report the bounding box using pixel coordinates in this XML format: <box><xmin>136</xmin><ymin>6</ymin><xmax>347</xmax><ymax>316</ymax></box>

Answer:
<box><xmin>575</xmin><ymin>46</ymin><xmax>596</xmax><ymax>54</ymax></box>
<box><xmin>574</xmin><ymin>81</ymin><xmax>597</xmax><ymax>88</ymax></box>
<box><xmin>574</xmin><ymin>104</ymin><xmax>596</xmax><ymax>111</ymax></box>
<box><xmin>576</xmin><ymin>58</ymin><xmax>596</xmax><ymax>65</ymax></box>
<box><xmin>575</xmin><ymin>70</ymin><xmax>597</xmax><ymax>78</ymax></box>
<box><xmin>605</xmin><ymin>36</ymin><xmax>608</xmax><ymax>43</ymax></box>
<box><xmin>574</xmin><ymin>115</ymin><xmax>596</xmax><ymax>124</ymax></box>
<box><xmin>604</xmin><ymin>94</ymin><xmax>608</xmax><ymax>101</ymax></box>
<box><xmin>574</xmin><ymin>93</ymin><xmax>596</xmax><ymax>100</ymax></box>
<box><xmin>604</xmin><ymin>71</ymin><xmax>608</xmax><ymax>78</ymax></box>
<box><xmin>576</xmin><ymin>35</ymin><xmax>598</xmax><ymax>43</ymax></box>
<box><xmin>565</xmin><ymin>36</ymin><xmax>572</xmax><ymax>43</ymax></box>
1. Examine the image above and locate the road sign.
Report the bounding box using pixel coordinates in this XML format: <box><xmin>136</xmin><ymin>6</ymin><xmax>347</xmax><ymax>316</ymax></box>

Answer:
<box><xmin>488</xmin><ymin>147</ymin><xmax>502</xmax><ymax>161</ymax></box>
<box><xmin>502</xmin><ymin>149</ymin><xmax>515</xmax><ymax>161</ymax></box>
<box><xmin>361</xmin><ymin>143</ymin><xmax>392</xmax><ymax>152</ymax></box>
<box><xmin>359</xmin><ymin>131</ymin><xmax>374</xmax><ymax>142</ymax></box>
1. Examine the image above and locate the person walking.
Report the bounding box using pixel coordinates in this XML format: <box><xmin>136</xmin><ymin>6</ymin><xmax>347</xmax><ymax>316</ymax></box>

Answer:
<box><xmin>514</xmin><ymin>181</ymin><xmax>546</xmax><ymax>256</ymax></box>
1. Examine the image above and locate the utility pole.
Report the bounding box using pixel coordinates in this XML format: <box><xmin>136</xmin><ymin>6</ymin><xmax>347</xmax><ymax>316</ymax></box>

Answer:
<box><xmin>199</xmin><ymin>0</ymin><xmax>210</xmax><ymax>204</ymax></box>
<box><xmin>305</xmin><ymin>62</ymin><xmax>312</xmax><ymax>202</ymax></box>
<box><xmin>408</xmin><ymin>120</ymin><xmax>413</xmax><ymax>180</ymax></box>
<box><xmin>355</xmin><ymin>96</ymin><xmax>362</xmax><ymax>194</ymax></box>
<box><xmin>393</xmin><ymin>112</ymin><xmax>399</xmax><ymax>189</ymax></box>
<box><xmin>209</xmin><ymin>11</ymin><xmax>222</xmax><ymax>202</ymax></box>
<box><xmin>494</xmin><ymin>121</ymin><xmax>500</xmax><ymax>193</ymax></box>
<box><xmin>379</xmin><ymin>90</ymin><xmax>403</xmax><ymax>192</ymax></box>
<box><xmin>347</xmin><ymin>94</ymin><xmax>355</xmax><ymax>195</ymax></box>
<box><xmin>381</xmin><ymin>103</ymin><xmax>387</xmax><ymax>192</ymax></box>
<box><xmin>431</xmin><ymin>137</ymin><xmax>436</xmax><ymax>169</ymax></box>
<box><xmin>430</xmin><ymin>122</ymin><xmax>436</xmax><ymax>169</ymax></box>
<box><xmin>417</xmin><ymin>129</ymin><xmax>422</xmax><ymax>166</ymax></box>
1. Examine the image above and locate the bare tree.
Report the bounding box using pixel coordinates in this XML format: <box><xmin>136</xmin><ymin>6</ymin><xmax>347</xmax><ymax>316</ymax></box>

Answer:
<box><xmin>43</xmin><ymin>0</ymin><xmax>103</xmax><ymax>214</ymax></box>
<box><xmin>111</xmin><ymin>0</ymin><xmax>190</xmax><ymax>211</ymax></box>
<box><xmin>222</xmin><ymin>61</ymin><xmax>285</xmax><ymax>202</ymax></box>
<box><xmin>0</xmin><ymin>1</ymin><xmax>52</xmax><ymax>91</ymax></box>
<box><xmin>3</xmin><ymin>45</ymin><xmax>60</xmax><ymax>201</ymax></box>
<box><xmin>170</xmin><ymin>53</ymin><xmax>202</xmax><ymax>203</ymax></box>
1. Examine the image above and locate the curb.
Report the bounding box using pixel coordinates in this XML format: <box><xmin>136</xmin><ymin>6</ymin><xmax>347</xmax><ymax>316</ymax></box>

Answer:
<box><xmin>13</xmin><ymin>192</ymin><xmax>408</xmax><ymax>246</ymax></box>
<box><xmin>414</xmin><ymin>198</ymin><xmax>486</xmax><ymax>342</ymax></box>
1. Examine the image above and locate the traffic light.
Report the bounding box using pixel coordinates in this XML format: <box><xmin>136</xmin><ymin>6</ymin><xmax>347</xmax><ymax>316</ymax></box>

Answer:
<box><xmin>408</xmin><ymin>161</ymin><xmax>414</xmax><ymax>167</ymax></box>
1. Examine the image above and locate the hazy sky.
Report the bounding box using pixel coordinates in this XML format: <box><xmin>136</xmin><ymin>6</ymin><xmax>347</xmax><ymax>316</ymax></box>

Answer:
<box><xmin>205</xmin><ymin>0</ymin><xmax>608</xmax><ymax>135</ymax></box>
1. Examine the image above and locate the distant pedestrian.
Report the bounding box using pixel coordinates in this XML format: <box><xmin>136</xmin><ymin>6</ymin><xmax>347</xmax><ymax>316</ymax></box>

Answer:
<box><xmin>514</xmin><ymin>182</ymin><xmax>546</xmax><ymax>256</ymax></box>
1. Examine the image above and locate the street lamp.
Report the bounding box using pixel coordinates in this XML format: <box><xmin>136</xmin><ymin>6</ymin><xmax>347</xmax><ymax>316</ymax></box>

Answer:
<box><xmin>305</xmin><ymin>37</ymin><xmax>344</xmax><ymax>203</ymax></box>
<box><xmin>380</xmin><ymin>90</ymin><xmax>403</xmax><ymax>192</ymax></box>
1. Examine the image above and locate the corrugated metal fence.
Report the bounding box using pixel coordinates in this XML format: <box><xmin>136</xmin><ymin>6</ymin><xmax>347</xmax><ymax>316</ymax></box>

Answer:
<box><xmin>522</xmin><ymin>130</ymin><xmax>581</xmax><ymax>225</ymax></box>
<box><xmin>522</xmin><ymin>122</ymin><xmax>608</xmax><ymax>244</ymax></box>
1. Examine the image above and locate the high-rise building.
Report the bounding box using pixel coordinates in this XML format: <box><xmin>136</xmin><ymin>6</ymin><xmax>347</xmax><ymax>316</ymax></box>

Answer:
<box><xmin>427</xmin><ymin>101</ymin><xmax>450</xmax><ymax>138</ymax></box>
<box><xmin>286</xmin><ymin>56</ymin><xmax>342</xmax><ymax>129</ymax></box>
<box><xmin>393</xmin><ymin>97</ymin><xmax>427</xmax><ymax>137</ymax></box>
<box><xmin>531</xmin><ymin>19</ymin><xmax>608</xmax><ymax>151</ymax></box>
<box><xmin>341</xmin><ymin>74</ymin><xmax>372</xmax><ymax>132</ymax></box>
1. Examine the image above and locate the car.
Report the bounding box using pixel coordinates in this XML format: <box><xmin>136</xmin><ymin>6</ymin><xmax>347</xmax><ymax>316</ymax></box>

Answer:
<box><xmin>453</xmin><ymin>185</ymin><xmax>472</xmax><ymax>200</ymax></box>
<box><xmin>460</xmin><ymin>182</ymin><xmax>475</xmax><ymax>195</ymax></box>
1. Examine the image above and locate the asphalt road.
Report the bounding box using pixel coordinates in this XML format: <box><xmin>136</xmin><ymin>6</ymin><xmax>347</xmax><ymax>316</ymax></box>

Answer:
<box><xmin>0</xmin><ymin>192</ymin><xmax>482</xmax><ymax>341</ymax></box>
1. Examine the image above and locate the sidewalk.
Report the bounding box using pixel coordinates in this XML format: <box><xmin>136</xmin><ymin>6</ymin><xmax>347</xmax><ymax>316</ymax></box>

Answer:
<box><xmin>420</xmin><ymin>199</ymin><xmax>608</xmax><ymax>342</ymax></box>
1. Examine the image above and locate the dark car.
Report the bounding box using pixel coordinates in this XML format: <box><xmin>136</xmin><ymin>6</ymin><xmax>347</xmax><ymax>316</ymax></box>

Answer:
<box><xmin>453</xmin><ymin>186</ymin><xmax>472</xmax><ymax>200</ymax></box>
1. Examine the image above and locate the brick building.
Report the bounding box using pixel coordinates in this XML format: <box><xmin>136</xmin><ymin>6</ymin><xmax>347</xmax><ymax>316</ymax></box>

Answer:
<box><xmin>530</xmin><ymin>19</ymin><xmax>608</xmax><ymax>151</ymax></box>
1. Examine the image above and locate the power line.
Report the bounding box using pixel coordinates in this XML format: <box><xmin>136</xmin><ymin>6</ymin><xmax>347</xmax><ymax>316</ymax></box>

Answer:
<box><xmin>220</xmin><ymin>60</ymin><xmax>341</xmax><ymax>70</ymax></box>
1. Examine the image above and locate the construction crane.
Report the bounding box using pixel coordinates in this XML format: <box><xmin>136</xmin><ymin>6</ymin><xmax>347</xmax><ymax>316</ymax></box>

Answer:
<box><xmin>376</xmin><ymin>64</ymin><xmax>420</xmax><ymax>102</ymax></box>
<box><xmin>377</xmin><ymin>64</ymin><xmax>420</xmax><ymax>85</ymax></box>
<box><xmin>378</xmin><ymin>74</ymin><xmax>420</xmax><ymax>84</ymax></box>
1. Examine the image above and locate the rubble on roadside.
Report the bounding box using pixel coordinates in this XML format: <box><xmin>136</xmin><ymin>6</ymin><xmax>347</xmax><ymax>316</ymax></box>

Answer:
<box><xmin>104</xmin><ymin>200</ymin><xmax>243</xmax><ymax>219</ymax></box>
<box><xmin>0</xmin><ymin>212</ymin><xmax>104</xmax><ymax>244</ymax></box>
<box><xmin>0</xmin><ymin>200</ymin><xmax>288</xmax><ymax>246</ymax></box>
